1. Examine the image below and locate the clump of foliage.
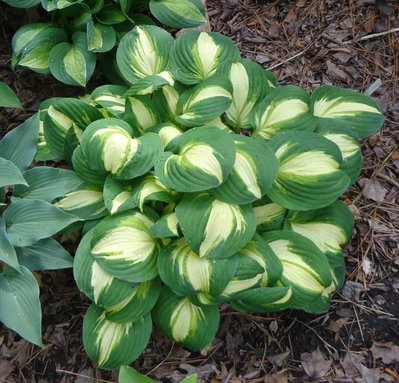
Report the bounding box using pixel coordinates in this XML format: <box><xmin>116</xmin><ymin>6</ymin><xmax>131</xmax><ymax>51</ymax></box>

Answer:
<box><xmin>0</xmin><ymin>91</ymin><xmax>82</xmax><ymax>345</ymax></box>
<box><xmin>5</xmin><ymin>0</ymin><xmax>206</xmax><ymax>86</ymax></box>
<box><xmin>34</xmin><ymin>26</ymin><xmax>384</xmax><ymax>370</ymax></box>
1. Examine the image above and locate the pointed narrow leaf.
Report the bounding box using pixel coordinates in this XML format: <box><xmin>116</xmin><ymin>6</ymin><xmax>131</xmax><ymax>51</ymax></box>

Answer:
<box><xmin>0</xmin><ymin>158</ymin><xmax>28</xmax><ymax>187</ymax></box>
<box><xmin>0</xmin><ymin>82</ymin><xmax>22</xmax><ymax>109</ymax></box>
<box><xmin>0</xmin><ymin>266</ymin><xmax>42</xmax><ymax>346</ymax></box>
<box><xmin>118</xmin><ymin>366</ymin><xmax>154</xmax><ymax>383</ymax></box>
<box><xmin>0</xmin><ymin>218</ymin><xmax>20</xmax><ymax>271</ymax></box>
<box><xmin>0</xmin><ymin>114</ymin><xmax>40</xmax><ymax>171</ymax></box>
<box><xmin>13</xmin><ymin>167</ymin><xmax>83</xmax><ymax>202</ymax></box>
<box><xmin>54</xmin><ymin>185</ymin><xmax>108</xmax><ymax>220</ymax></box>
<box><xmin>4</xmin><ymin>199</ymin><xmax>80</xmax><ymax>247</ymax></box>
<box><xmin>149</xmin><ymin>0</ymin><xmax>206</xmax><ymax>28</ymax></box>
<box><xmin>15</xmin><ymin>237</ymin><xmax>73</xmax><ymax>271</ymax></box>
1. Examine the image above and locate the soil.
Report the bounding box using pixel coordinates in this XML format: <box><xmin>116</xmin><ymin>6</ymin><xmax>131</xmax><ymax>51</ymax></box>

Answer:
<box><xmin>0</xmin><ymin>1</ymin><xmax>398</xmax><ymax>382</ymax></box>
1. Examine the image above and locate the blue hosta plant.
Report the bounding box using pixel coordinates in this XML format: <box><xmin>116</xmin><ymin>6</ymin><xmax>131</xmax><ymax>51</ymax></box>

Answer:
<box><xmin>4</xmin><ymin>0</ymin><xmax>206</xmax><ymax>86</ymax></box>
<box><xmin>35</xmin><ymin>26</ymin><xmax>384</xmax><ymax>370</ymax></box>
<box><xmin>0</xmin><ymin>111</ymin><xmax>83</xmax><ymax>346</ymax></box>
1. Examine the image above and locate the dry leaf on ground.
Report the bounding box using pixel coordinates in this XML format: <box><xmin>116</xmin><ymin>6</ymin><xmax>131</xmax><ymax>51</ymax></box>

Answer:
<box><xmin>301</xmin><ymin>348</ymin><xmax>333</xmax><ymax>379</ymax></box>
<box><xmin>358</xmin><ymin>178</ymin><xmax>388</xmax><ymax>202</ymax></box>
<box><xmin>371</xmin><ymin>341</ymin><xmax>399</xmax><ymax>364</ymax></box>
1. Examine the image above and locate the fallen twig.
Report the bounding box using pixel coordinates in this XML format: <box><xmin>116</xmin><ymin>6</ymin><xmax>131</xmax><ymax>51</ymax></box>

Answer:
<box><xmin>343</xmin><ymin>26</ymin><xmax>399</xmax><ymax>44</ymax></box>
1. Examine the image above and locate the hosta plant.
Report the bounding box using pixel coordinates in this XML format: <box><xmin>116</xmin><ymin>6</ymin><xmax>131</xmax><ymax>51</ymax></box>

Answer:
<box><xmin>4</xmin><ymin>0</ymin><xmax>206</xmax><ymax>86</ymax></box>
<box><xmin>36</xmin><ymin>26</ymin><xmax>384</xmax><ymax>370</ymax></box>
<box><xmin>0</xmin><ymin>111</ymin><xmax>81</xmax><ymax>346</ymax></box>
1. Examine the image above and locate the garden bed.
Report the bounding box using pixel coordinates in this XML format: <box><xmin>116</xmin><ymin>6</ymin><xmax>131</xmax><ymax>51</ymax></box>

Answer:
<box><xmin>0</xmin><ymin>1</ymin><xmax>398</xmax><ymax>382</ymax></box>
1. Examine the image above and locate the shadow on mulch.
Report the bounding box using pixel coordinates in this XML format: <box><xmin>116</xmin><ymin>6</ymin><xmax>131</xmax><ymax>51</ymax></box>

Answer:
<box><xmin>1</xmin><ymin>0</ymin><xmax>399</xmax><ymax>382</ymax></box>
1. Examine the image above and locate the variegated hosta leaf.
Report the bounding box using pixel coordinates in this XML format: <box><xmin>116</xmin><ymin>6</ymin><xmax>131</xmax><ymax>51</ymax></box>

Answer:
<box><xmin>117</xmin><ymin>133</ymin><xmax>164</xmax><ymax>180</ymax></box>
<box><xmin>74</xmin><ymin>228</ymin><xmax>138</xmax><ymax>308</ymax></box>
<box><xmin>87</xmin><ymin>18</ymin><xmax>116</xmax><ymax>53</ymax></box>
<box><xmin>54</xmin><ymin>185</ymin><xmax>108</xmax><ymax>220</ymax></box>
<box><xmin>116</xmin><ymin>26</ymin><xmax>174</xmax><ymax>84</ymax></box>
<box><xmin>315</xmin><ymin>120</ymin><xmax>363</xmax><ymax>184</ymax></box>
<box><xmin>230</xmin><ymin>286</ymin><xmax>293</xmax><ymax>313</ymax></box>
<box><xmin>152</xmin><ymin>287</ymin><xmax>220</xmax><ymax>351</ymax></box>
<box><xmin>210</xmin><ymin>135</ymin><xmax>278</xmax><ymax>205</ymax></box>
<box><xmin>149</xmin><ymin>0</ymin><xmax>206</xmax><ymax>29</ymax></box>
<box><xmin>175</xmin><ymin>192</ymin><xmax>256</xmax><ymax>259</ymax></box>
<box><xmin>148</xmin><ymin>123</ymin><xmax>183</xmax><ymax>152</ymax></box>
<box><xmin>175</xmin><ymin>76</ymin><xmax>233</xmax><ymax>128</ymax></box>
<box><xmin>284</xmin><ymin>200</ymin><xmax>353</xmax><ymax>288</ymax></box>
<box><xmin>105</xmin><ymin>278</ymin><xmax>161</xmax><ymax>323</ymax></box>
<box><xmin>41</xmin><ymin>0</ymin><xmax>76</xmax><ymax>11</ymax></box>
<box><xmin>153</xmin><ymin>84</ymin><xmax>185</xmax><ymax>123</ymax></box>
<box><xmin>43</xmin><ymin>98</ymin><xmax>103</xmax><ymax>159</ymax></box>
<box><xmin>131</xmin><ymin>174</ymin><xmax>179</xmax><ymax>211</ymax></box>
<box><xmin>49</xmin><ymin>32</ymin><xmax>96</xmax><ymax>87</ymax></box>
<box><xmin>79</xmin><ymin>119</ymin><xmax>163</xmax><ymax>180</ymax></box>
<box><xmin>80</xmin><ymin>118</ymin><xmax>134</xmax><ymax>173</ymax></box>
<box><xmin>220</xmin><ymin>235</ymin><xmax>282</xmax><ymax>299</ymax></box>
<box><xmin>96</xmin><ymin>3</ymin><xmax>126</xmax><ymax>24</ymax></box>
<box><xmin>12</xmin><ymin>23</ymin><xmax>67</xmax><ymax>74</ymax></box>
<box><xmin>221</xmin><ymin>59</ymin><xmax>276</xmax><ymax>128</ymax></box>
<box><xmin>149</xmin><ymin>212</ymin><xmax>180</xmax><ymax>238</ymax></box>
<box><xmin>310</xmin><ymin>85</ymin><xmax>385</xmax><ymax>139</ymax></box>
<box><xmin>90</xmin><ymin>211</ymin><xmax>159</xmax><ymax>282</ymax></box>
<box><xmin>124</xmin><ymin>95</ymin><xmax>159</xmax><ymax>135</ymax></box>
<box><xmin>171</xmin><ymin>31</ymin><xmax>241</xmax><ymax>85</ymax></box>
<box><xmin>262</xmin><ymin>230</ymin><xmax>335</xmax><ymax>313</ymax></box>
<box><xmin>267</xmin><ymin>131</ymin><xmax>351</xmax><ymax>211</ymax></box>
<box><xmin>157</xmin><ymin>238</ymin><xmax>238</xmax><ymax>305</ymax></box>
<box><xmin>72</xmin><ymin>146</ymin><xmax>109</xmax><ymax>188</ymax></box>
<box><xmin>125</xmin><ymin>71</ymin><xmax>174</xmax><ymax>96</ymax></box>
<box><xmin>103</xmin><ymin>176</ymin><xmax>137</xmax><ymax>215</ymax></box>
<box><xmin>83</xmin><ymin>304</ymin><xmax>152</xmax><ymax>370</ymax></box>
<box><xmin>91</xmin><ymin>85</ymin><xmax>128</xmax><ymax>118</ymax></box>
<box><xmin>250</xmin><ymin>86</ymin><xmax>317</xmax><ymax>139</ymax></box>
<box><xmin>253</xmin><ymin>197</ymin><xmax>287</xmax><ymax>232</ymax></box>
<box><xmin>155</xmin><ymin>126</ymin><xmax>236</xmax><ymax>192</ymax></box>
<box><xmin>81</xmin><ymin>118</ymin><xmax>137</xmax><ymax>175</ymax></box>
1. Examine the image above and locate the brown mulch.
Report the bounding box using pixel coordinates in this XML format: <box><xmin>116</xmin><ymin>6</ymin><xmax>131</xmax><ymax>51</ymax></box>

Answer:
<box><xmin>1</xmin><ymin>0</ymin><xmax>399</xmax><ymax>382</ymax></box>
